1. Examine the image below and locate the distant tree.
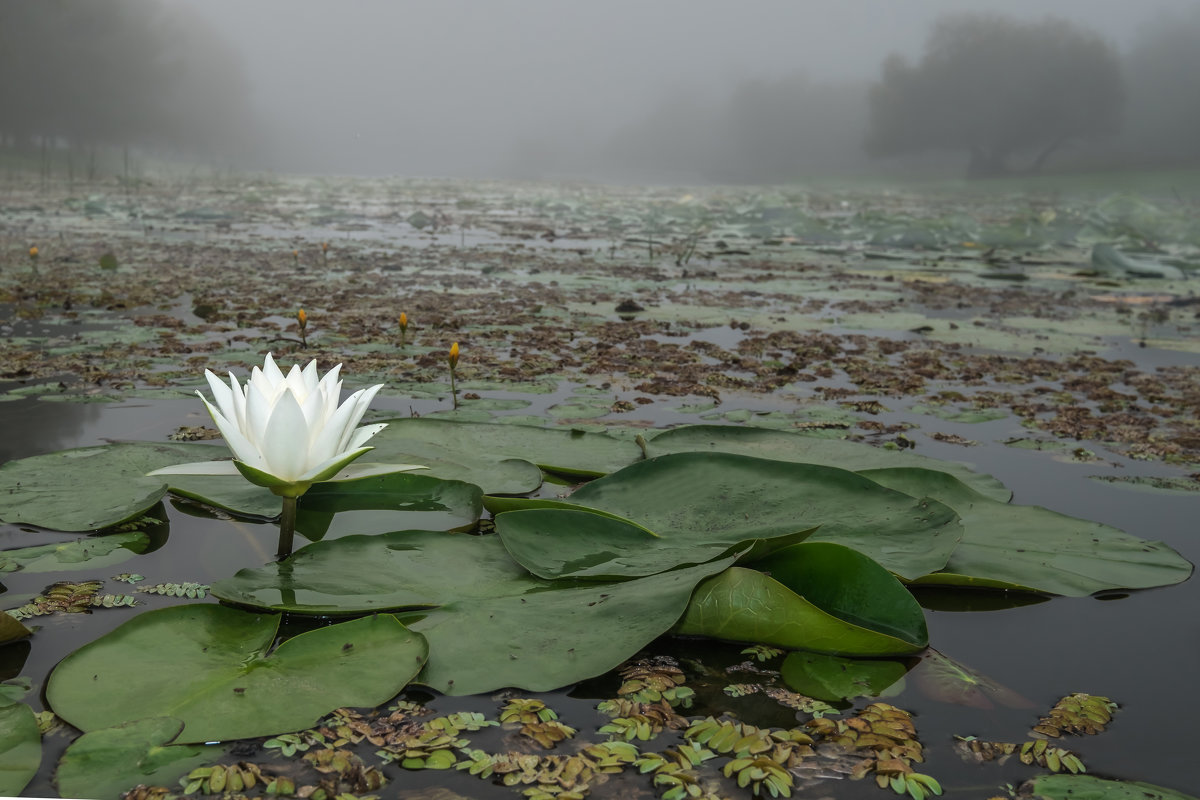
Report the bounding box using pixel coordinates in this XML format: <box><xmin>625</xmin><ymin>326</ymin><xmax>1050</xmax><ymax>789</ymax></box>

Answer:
<box><xmin>865</xmin><ymin>14</ymin><xmax>1123</xmax><ymax>178</ymax></box>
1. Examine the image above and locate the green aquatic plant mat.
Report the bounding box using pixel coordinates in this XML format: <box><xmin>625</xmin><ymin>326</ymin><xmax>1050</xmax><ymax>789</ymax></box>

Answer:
<box><xmin>495</xmin><ymin>505</ymin><xmax>816</xmax><ymax>580</ymax></box>
<box><xmin>514</xmin><ymin>452</ymin><xmax>961</xmax><ymax>580</ymax></box>
<box><xmin>861</xmin><ymin>467</ymin><xmax>1194</xmax><ymax>595</ymax></box>
<box><xmin>0</xmin><ymin>441</ymin><xmax>226</xmax><ymax>531</ymax></box>
<box><xmin>212</xmin><ymin>530</ymin><xmax>736</xmax><ymax>696</ymax></box>
<box><xmin>678</xmin><ymin>542</ymin><xmax>928</xmax><ymax>656</ymax></box>
<box><xmin>371</xmin><ymin>417</ymin><xmax>642</xmax><ymax>478</ymax></box>
<box><xmin>55</xmin><ymin>717</ymin><xmax>211</xmax><ymax>800</ymax></box>
<box><xmin>1027</xmin><ymin>774</ymin><xmax>1199</xmax><ymax>800</ymax></box>
<box><xmin>0</xmin><ymin>701</ymin><xmax>39</xmax><ymax>796</ymax></box>
<box><xmin>645</xmin><ymin>424</ymin><xmax>1011</xmax><ymax>502</ymax></box>
<box><xmin>46</xmin><ymin>605</ymin><xmax>426</xmax><ymax>743</ymax></box>
<box><xmin>780</xmin><ymin>651</ymin><xmax>909</xmax><ymax>701</ymax></box>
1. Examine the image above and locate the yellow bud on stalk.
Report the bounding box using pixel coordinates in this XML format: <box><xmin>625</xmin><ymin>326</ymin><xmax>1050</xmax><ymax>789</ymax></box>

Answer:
<box><xmin>297</xmin><ymin>309</ymin><xmax>308</xmax><ymax>348</ymax></box>
<box><xmin>448</xmin><ymin>342</ymin><xmax>460</xmax><ymax>409</ymax></box>
<box><xmin>398</xmin><ymin>312</ymin><xmax>408</xmax><ymax>347</ymax></box>
<box><xmin>29</xmin><ymin>246</ymin><xmax>38</xmax><ymax>259</ymax></box>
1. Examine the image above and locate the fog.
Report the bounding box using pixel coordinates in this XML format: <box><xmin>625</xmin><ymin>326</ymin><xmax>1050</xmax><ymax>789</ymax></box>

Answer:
<box><xmin>6</xmin><ymin>0</ymin><xmax>1200</xmax><ymax>182</ymax></box>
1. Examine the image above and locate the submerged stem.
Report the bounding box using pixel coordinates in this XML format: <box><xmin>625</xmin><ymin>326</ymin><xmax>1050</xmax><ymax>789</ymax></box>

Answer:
<box><xmin>276</xmin><ymin>495</ymin><xmax>298</xmax><ymax>560</ymax></box>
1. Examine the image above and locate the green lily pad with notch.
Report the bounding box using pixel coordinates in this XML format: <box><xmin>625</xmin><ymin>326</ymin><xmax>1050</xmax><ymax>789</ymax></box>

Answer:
<box><xmin>371</xmin><ymin>418</ymin><xmax>641</xmax><ymax>478</ymax></box>
<box><xmin>646</xmin><ymin>424</ymin><xmax>1010</xmax><ymax>502</ymax></box>
<box><xmin>861</xmin><ymin>467</ymin><xmax>1194</xmax><ymax>596</ymax></box>
<box><xmin>0</xmin><ymin>701</ymin><xmax>39</xmax><ymax>796</ymax></box>
<box><xmin>56</xmin><ymin>717</ymin><xmax>212</xmax><ymax>800</ymax></box>
<box><xmin>556</xmin><ymin>452</ymin><xmax>961</xmax><ymax>580</ymax></box>
<box><xmin>677</xmin><ymin>542</ymin><xmax>928</xmax><ymax>655</ymax></box>
<box><xmin>0</xmin><ymin>441</ymin><xmax>227</xmax><ymax>532</ymax></box>
<box><xmin>46</xmin><ymin>605</ymin><xmax>426</xmax><ymax>743</ymax></box>
<box><xmin>293</xmin><ymin>473</ymin><xmax>482</xmax><ymax>541</ymax></box>
<box><xmin>1027</xmin><ymin>774</ymin><xmax>1199</xmax><ymax>800</ymax></box>
<box><xmin>397</xmin><ymin>555</ymin><xmax>739</xmax><ymax>696</ymax></box>
<box><xmin>0</xmin><ymin>532</ymin><xmax>149</xmax><ymax>575</ymax></box>
<box><xmin>780</xmin><ymin>651</ymin><xmax>910</xmax><ymax>702</ymax></box>
<box><xmin>495</xmin><ymin>505</ymin><xmax>816</xmax><ymax>580</ymax></box>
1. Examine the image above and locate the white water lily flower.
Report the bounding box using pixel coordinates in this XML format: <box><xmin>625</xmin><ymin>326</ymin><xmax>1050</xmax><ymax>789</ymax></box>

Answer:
<box><xmin>150</xmin><ymin>353</ymin><xmax>417</xmax><ymax>498</ymax></box>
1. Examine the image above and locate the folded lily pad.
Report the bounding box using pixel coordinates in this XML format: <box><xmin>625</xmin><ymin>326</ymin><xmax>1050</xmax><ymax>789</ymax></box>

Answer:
<box><xmin>558</xmin><ymin>452</ymin><xmax>961</xmax><ymax>580</ymax></box>
<box><xmin>862</xmin><ymin>467</ymin><xmax>1194</xmax><ymax>595</ymax></box>
<box><xmin>678</xmin><ymin>542</ymin><xmax>928</xmax><ymax>656</ymax></box>
<box><xmin>56</xmin><ymin>717</ymin><xmax>211</xmax><ymax>800</ymax></box>
<box><xmin>293</xmin><ymin>473</ymin><xmax>482</xmax><ymax>540</ymax></box>
<box><xmin>46</xmin><ymin>606</ymin><xmax>427</xmax><ymax>743</ymax></box>
<box><xmin>645</xmin><ymin>424</ymin><xmax>1010</xmax><ymax>502</ymax></box>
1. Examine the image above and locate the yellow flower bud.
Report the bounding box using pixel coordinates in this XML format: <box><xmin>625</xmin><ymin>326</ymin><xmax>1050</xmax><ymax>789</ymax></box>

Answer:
<box><xmin>297</xmin><ymin>309</ymin><xmax>307</xmax><ymax>328</ymax></box>
<box><xmin>399</xmin><ymin>312</ymin><xmax>408</xmax><ymax>331</ymax></box>
<box><xmin>29</xmin><ymin>246</ymin><xmax>38</xmax><ymax>259</ymax></box>
<box><xmin>448</xmin><ymin>342</ymin><xmax>460</xmax><ymax>369</ymax></box>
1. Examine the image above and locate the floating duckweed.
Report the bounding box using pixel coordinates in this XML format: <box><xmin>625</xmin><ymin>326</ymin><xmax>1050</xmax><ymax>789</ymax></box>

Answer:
<box><xmin>741</xmin><ymin>645</ymin><xmax>785</xmax><ymax>662</ymax></box>
<box><xmin>1032</xmin><ymin>693</ymin><xmax>1117</xmax><ymax>738</ymax></box>
<box><xmin>137</xmin><ymin>582</ymin><xmax>209</xmax><ymax>599</ymax></box>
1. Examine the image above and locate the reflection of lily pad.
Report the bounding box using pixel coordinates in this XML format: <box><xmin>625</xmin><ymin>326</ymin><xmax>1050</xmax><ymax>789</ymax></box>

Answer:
<box><xmin>0</xmin><ymin>531</ymin><xmax>150</xmax><ymax>574</ymax></box>
<box><xmin>46</xmin><ymin>605</ymin><xmax>427</xmax><ymax>743</ymax></box>
<box><xmin>781</xmin><ymin>651</ymin><xmax>909</xmax><ymax>701</ymax></box>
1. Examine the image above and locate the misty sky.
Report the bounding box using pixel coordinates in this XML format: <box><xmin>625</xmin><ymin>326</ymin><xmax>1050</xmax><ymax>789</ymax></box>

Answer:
<box><xmin>175</xmin><ymin>0</ymin><xmax>1196</xmax><ymax>178</ymax></box>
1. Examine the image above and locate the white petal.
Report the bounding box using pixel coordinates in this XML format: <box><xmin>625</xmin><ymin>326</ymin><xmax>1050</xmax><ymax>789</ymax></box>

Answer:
<box><xmin>244</xmin><ymin>379</ymin><xmax>275</xmax><ymax>443</ymax></box>
<box><xmin>335</xmin><ymin>384</ymin><xmax>383</xmax><ymax>453</ymax></box>
<box><xmin>228</xmin><ymin>372</ymin><xmax>248</xmax><ymax>429</ymax></box>
<box><xmin>260</xmin><ymin>387</ymin><xmax>310</xmax><ymax>481</ymax></box>
<box><xmin>307</xmin><ymin>390</ymin><xmax>363</xmax><ymax>465</ymax></box>
<box><xmin>262</xmin><ymin>352</ymin><xmax>285</xmax><ymax>384</ymax></box>
<box><xmin>147</xmin><ymin>460</ymin><xmax>242</xmax><ymax>477</ymax></box>
<box><xmin>203</xmin><ymin>370</ymin><xmax>235</xmax><ymax>420</ymax></box>
<box><xmin>301</xmin><ymin>359</ymin><xmax>320</xmax><ymax>391</ymax></box>
<box><xmin>346</xmin><ymin>422</ymin><xmax>387</xmax><ymax>451</ymax></box>
<box><xmin>201</xmin><ymin>396</ymin><xmax>266</xmax><ymax>469</ymax></box>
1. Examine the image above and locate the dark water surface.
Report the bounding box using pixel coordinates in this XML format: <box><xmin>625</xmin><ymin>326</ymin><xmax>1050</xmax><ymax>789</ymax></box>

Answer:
<box><xmin>0</xmin><ymin>386</ymin><xmax>1196</xmax><ymax>799</ymax></box>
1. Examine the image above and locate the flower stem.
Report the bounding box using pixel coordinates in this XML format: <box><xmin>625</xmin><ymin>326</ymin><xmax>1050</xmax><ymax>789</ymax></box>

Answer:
<box><xmin>450</xmin><ymin>367</ymin><xmax>458</xmax><ymax>409</ymax></box>
<box><xmin>276</xmin><ymin>495</ymin><xmax>298</xmax><ymax>560</ymax></box>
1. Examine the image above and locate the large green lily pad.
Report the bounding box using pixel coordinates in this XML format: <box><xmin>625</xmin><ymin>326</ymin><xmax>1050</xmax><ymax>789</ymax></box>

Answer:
<box><xmin>398</xmin><ymin>556</ymin><xmax>738</xmax><ymax>695</ymax></box>
<box><xmin>0</xmin><ymin>532</ymin><xmax>150</xmax><ymax>575</ymax></box>
<box><xmin>645</xmin><ymin>424</ymin><xmax>1010</xmax><ymax>502</ymax></box>
<box><xmin>55</xmin><ymin>717</ymin><xmax>211</xmax><ymax>800</ymax></box>
<box><xmin>212</xmin><ymin>531</ymin><xmax>738</xmax><ymax>695</ymax></box>
<box><xmin>495</xmin><ymin>505</ymin><xmax>815</xmax><ymax>580</ymax></box>
<box><xmin>1027</xmin><ymin>774</ymin><xmax>1198</xmax><ymax>800</ymax></box>
<box><xmin>558</xmin><ymin>452</ymin><xmax>961</xmax><ymax>580</ymax></box>
<box><xmin>0</xmin><ymin>701</ymin><xmax>39</xmax><ymax>796</ymax></box>
<box><xmin>0</xmin><ymin>441</ymin><xmax>226</xmax><ymax>531</ymax></box>
<box><xmin>46</xmin><ymin>605</ymin><xmax>426</xmax><ymax>743</ymax></box>
<box><xmin>678</xmin><ymin>543</ymin><xmax>928</xmax><ymax>655</ymax></box>
<box><xmin>862</xmin><ymin>467</ymin><xmax>1194</xmax><ymax>595</ymax></box>
<box><xmin>372</xmin><ymin>418</ymin><xmax>642</xmax><ymax>478</ymax></box>
<box><xmin>293</xmin><ymin>473</ymin><xmax>482</xmax><ymax>540</ymax></box>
